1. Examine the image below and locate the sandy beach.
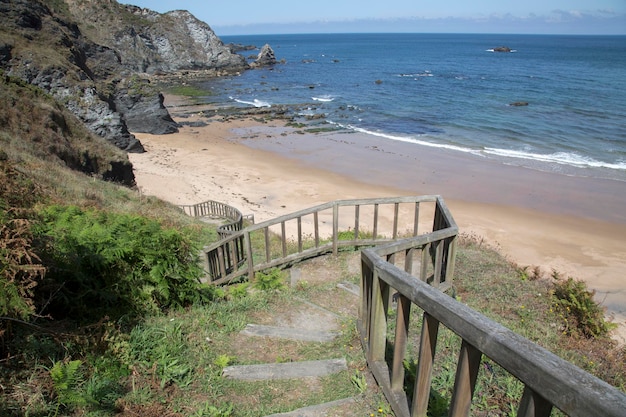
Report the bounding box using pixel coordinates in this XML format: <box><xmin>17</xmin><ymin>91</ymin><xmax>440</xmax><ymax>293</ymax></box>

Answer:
<box><xmin>129</xmin><ymin>96</ymin><xmax>626</xmax><ymax>342</ymax></box>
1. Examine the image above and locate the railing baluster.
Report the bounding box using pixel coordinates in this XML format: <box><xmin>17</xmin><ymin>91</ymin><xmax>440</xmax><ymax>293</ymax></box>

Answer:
<box><xmin>404</xmin><ymin>247</ymin><xmax>414</xmax><ymax>274</ymax></box>
<box><xmin>412</xmin><ymin>312</ymin><xmax>440</xmax><ymax>417</ymax></box>
<box><xmin>281</xmin><ymin>221</ymin><xmax>287</xmax><ymax>257</ymax></box>
<box><xmin>333</xmin><ymin>203</ymin><xmax>339</xmax><ymax>255</ymax></box>
<box><xmin>413</xmin><ymin>202</ymin><xmax>420</xmax><ymax>236</ymax></box>
<box><xmin>245</xmin><ymin>231</ymin><xmax>254</xmax><ymax>282</ymax></box>
<box><xmin>354</xmin><ymin>204</ymin><xmax>360</xmax><ymax>240</ymax></box>
<box><xmin>373</xmin><ymin>203</ymin><xmax>379</xmax><ymax>240</ymax></box>
<box><xmin>314</xmin><ymin>211</ymin><xmax>319</xmax><ymax>247</ymax></box>
<box><xmin>360</xmin><ymin>254</ymin><xmax>374</xmax><ymax>334</ymax></box>
<box><xmin>369</xmin><ymin>269</ymin><xmax>390</xmax><ymax>364</ymax></box>
<box><xmin>420</xmin><ymin>243</ymin><xmax>430</xmax><ymax>283</ymax></box>
<box><xmin>264</xmin><ymin>227</ymin><xmax>271</xmax><ymax>262</ymax></box>
<box><xmin>517</xmin><ymin>386</ymin><xmax>553</xmax><ymax>417</ymax></box>
<box><xmin>217</xmin><ymin>246</ymin><xmax>226</xmax><ymax>279</ymax></box>
<box><xmin>449</xmin><ymin>340</ymin><xmax>482</xmax><ymax>417</ymax></box>
<box><xmin>433</xmin><ymin>240</ymin><xmax>444</xmax><ymax>288</ymax></box>
<box><xmin>297</xmin><ymin>216</ymin><xmax>303</xmax><ymax>252</ymax></box>
<box><xmin>391</xmin><ymin>294</ymin><xmax>411</xmax><ymax>392</ymax></box>
<box><xmin>393</xmin><ymin>202</ymin><xmax>399</xmax><ymax>239</ymax></box>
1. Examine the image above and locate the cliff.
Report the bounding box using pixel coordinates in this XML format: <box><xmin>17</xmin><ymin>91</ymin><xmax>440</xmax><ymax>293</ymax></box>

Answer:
<box><xmin>0</xmin><ymin>0</ymin><xmax>249</xmax><ymax>154</ymax></box>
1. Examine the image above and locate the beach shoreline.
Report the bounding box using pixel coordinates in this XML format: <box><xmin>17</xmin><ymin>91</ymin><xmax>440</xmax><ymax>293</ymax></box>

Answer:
<box><xmin>129</xmin><ymin>95</ymin><xmax>626</xmax><ymax>342</ymax></box>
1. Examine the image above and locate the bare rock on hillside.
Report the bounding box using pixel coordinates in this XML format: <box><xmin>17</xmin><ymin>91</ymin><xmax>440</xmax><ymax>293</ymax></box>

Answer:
<box><xmin>65</xmin><ymin>1</ymin><xmax>249</xmax><ymax>74</ymax></box>
<box><xmin>0</xmin><ymin>0</ymin><xmax>249</xmax><ymax>154</ymax></box>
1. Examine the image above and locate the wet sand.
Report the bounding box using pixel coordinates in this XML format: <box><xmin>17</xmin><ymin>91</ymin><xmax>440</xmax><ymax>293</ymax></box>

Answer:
<box><xmin>129</xmin><ymin>96</ymin><xmax>626</xmax><ymax>342</ymax></box>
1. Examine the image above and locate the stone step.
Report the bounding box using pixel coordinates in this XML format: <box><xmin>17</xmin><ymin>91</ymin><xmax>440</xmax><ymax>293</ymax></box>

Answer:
<box><xmin>264</xmin><ymin>396</ymin><xmax>356</xmax><ymax>416</ymax></box>
<box><xmin>222</xmin><ymin>358</ymin><xmax>347</xmax><ymax>381</ymax></box>
<box><xmin>241</xmin><ymin>323</ymin><xmax>339</xmax><ymax>342</ymax></box>
<box><xmin>337</xmin><ymin>281</ymin><xmax>360</xmax><ymax>296</ymax></box>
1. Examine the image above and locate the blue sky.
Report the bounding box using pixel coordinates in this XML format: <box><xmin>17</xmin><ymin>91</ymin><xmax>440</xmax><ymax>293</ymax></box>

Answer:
<box><xmin>124</xmin><ymin>1</ymin><xmax>626</xmax><ymax>35</ymax></box>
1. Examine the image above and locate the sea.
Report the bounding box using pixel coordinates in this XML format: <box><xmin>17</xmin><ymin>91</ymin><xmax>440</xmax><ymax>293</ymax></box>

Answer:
<box><xmin>205</xmin><ymin>33</ymin><xmax>626</xmax><ymax>182</ymax></box>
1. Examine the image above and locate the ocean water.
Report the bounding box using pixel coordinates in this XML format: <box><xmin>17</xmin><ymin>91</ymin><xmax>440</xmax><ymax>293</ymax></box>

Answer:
<box><xmin>207</xmin><ymin>33</ymin><xmax>626</xmax><ymax>181</ymax></box>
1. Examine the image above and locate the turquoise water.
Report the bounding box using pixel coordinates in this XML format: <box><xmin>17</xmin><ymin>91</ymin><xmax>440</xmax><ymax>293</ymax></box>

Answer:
<box><xmin>209</xmin><ymin>33</ymin><xmax>626</xmax><ymax>181</ymax></box>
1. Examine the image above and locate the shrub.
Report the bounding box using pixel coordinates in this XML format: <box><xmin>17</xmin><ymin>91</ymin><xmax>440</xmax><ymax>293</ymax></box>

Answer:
<box><xmin>35</xmin><ymin>205</ymin><xmax>205</xmax><ymax>320</ymax></box>
<box><xmin>253</xmin><ymin>268</ymin><xmax>286</xmax><ymax>291</ymax></box>
<box><xmin>551</xmin><ymin>272</ymin><xmax>617</xmax><ymax>339</ymax></box>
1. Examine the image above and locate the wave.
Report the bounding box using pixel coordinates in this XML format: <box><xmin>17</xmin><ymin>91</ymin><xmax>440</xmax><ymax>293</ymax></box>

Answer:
<box><xmin>312</xmin><ymin>95</ymin><xmax>335</xmax><ymax>102</ymax></box>
<box><xmin>398</xmin><ymin>71</ymin><xmax>433</xmax><ymax>78</ymax></box>
<box><xmin>331</xmin><ymin>122</ymin><xmax>626</xmax><ymax>172</ymax></box>
<box><xmin>334</xmin><ymin>123</ymin><xmax>484</xmax><ymax>155</ymax></box>
<box><xmin>229</xmin><ymin>96</ymin><xmax>271</xmax><ymax>108</ymax></box>
<box><xmin>483</xmin><ymin>148</ymin><xmax>626</xmax><ymax>171</ymax></box>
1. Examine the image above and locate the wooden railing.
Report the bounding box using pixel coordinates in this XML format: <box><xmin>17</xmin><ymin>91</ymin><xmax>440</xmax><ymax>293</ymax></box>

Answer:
<box><xmin>179</xmin><ymin>200</ymin><xmax>249</xmax><ymax>277</ymax></box>
<box><xmin>359</xmin><ymin>236</ymin><xmax>626</xmax><ymax>416</ymax></box>
<box><xmin>179</xmin><ymin>200</ymin><xmax>249</xmax><ymax>238</ymax></box>
<box><xmin>199</xmin><ymin>195</ymin><xmax>453</xmax><ymax>286</ymax></box>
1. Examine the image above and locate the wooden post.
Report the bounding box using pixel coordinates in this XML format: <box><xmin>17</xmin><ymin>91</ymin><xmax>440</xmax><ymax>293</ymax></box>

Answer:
<box><xmin>404</xmin><ymin>248</ymin><xmax>414</xmax><ymax>274</ymax></box>
<box><xmin>333</xmin><ymin>203</ymin><xmax>339</xmax><ymax>255</ymax></box>
<box><xmin>449</xmin><ymin>340</ymin><xmax>482</xmax><ymax>417</ymax></box>
<box><xmin>413</xmin><ymin>202</ymin><xmax>420</xmax><ymax>236</ymax></box>
<box><xmin>391</xmin><ymin>294</ymin><xmax>411</xmax><ymax>392</ymax></box>
<box><xmin>354</xmin><ymin>204</ymin><xmax>360</xmax><ymax>240</ymax></box>
<box><xmin>373</xmin><ymin>203</ymin><xmax>379</xmax><ymax>240</ymax></box>
<box><xmin>517</xmin><ymin>386</ymin><xmax>553</xmax><ymax>417</ymax></box>
<box><xmin>393</xmin><ymin>202</ymin><xmax>399</xmax><ymax>239</ymax></box>
<box><xmin>421</xmin><ymin>243</ymin><xmax>430</xmax><ymax>283</ymax></box>
<box><xmin>245</xmin><ymin>231</ymin><xmax>254</xmax><ymax>282</ymax></box>
<box><xmin>297</xmin><ymin>216</ymin><xmax>302</xmax><ymax>252</ymax></box>
<box><xmin>314</xmin><ymin>211</ymin><xmax>320</xmax><ymax>247</ymax></box>
<box><xmin>412</xmin><ymin>313</ymin><xmax>440</xmax><ymax>417</ymax></box>
<box><xmin>281</xmin><ymin>221</ymin><xmax>287</xmax><ymax>257</ymax></box>
<box><xmin>369</xmin><ymin>270</ymin><xmax>389</xmax><ymax>364</ymax></box>
<box><xmin>264</xmin><ymin>227</ymin><xmax>271</xmax><ymax>262</ymax></box>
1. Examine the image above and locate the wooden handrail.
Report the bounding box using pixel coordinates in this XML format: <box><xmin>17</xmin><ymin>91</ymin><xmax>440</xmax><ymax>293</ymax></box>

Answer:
<box><xmin>359</xmin><ymin>235</ymin><xmax>626</xmax><ymax>417</ymax></box>
<box><xmin>199</xmin><ymin>195</ymin><xmax>451</xmax><ymax>285</ymax></box>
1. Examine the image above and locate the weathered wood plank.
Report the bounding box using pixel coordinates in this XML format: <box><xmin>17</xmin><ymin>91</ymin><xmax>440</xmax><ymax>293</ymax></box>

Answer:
<box><xmin>412</xmin><ymin>312</ymin><xmax>439</xmax><ymax>417</ymax></box>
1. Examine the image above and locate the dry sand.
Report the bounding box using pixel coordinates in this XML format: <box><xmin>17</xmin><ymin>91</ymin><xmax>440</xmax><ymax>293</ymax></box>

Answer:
<box><xmin>129</xmin><ymin>96</ymin><xmax>626</xmax><ymax>342</ymax></box>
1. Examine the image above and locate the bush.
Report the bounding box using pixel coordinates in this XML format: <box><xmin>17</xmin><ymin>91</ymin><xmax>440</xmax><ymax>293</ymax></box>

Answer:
<box><xmin>35</xmin><ymin>205</ymin><xmax>205</xmax><ymax>320</ymax></box>
<box><xmin>551</xmin><ymin>272</ymin><xmax>616</xmax><ymax>339</ymax></box>
<box><xmin>253</xmin><ymin>268</ymin><xmax>286</xmax><ymax>291</ymax></box>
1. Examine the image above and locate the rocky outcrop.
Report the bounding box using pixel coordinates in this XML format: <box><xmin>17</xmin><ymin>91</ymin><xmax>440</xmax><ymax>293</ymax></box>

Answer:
<box><xmin>493</xmin><ymin>46</ymin><xmax>512</xmax><ymax>52</ymax></box>
<box><xmin>252</xmin><ymin>44</ymin><xmax>277</xmax><ymax>67</ymax></box>
<box><xmin>0</xmin><ymin>0</ymin><xmax>250</xmax><ymax>155</ymax></box>
<box><xmin>0</xmin><ymin>74</ymin><xmax>136</xmax><ymax>186</ymax></box>
<box><xmin>65</xmin><ymin>1</ymin><xmax>248</xmax><ymax>74</ymax></box>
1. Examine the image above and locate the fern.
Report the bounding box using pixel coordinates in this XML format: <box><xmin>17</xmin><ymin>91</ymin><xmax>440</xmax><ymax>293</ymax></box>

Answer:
<box><xmin>49</xmin><ymin>359</ymin><xmax>86</xmax><ymax>413</ymax></box>
<box><xmin>35</xmin><ymin>205</ymin><xmax>205</xmax><ymax>320</ymax></box>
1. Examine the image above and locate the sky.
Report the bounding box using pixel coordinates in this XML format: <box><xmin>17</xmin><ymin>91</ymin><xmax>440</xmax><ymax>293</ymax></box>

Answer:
<box><xmin>124</xmin><ymin>1</ymin><xmax>626</xmax><ymax>35</ymax></box>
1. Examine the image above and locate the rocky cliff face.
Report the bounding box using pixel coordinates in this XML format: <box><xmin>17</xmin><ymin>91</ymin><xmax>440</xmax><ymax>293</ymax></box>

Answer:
<box><xmin>64</xmin><ymin>1</ymin><xmax>248</xmax><ymax>74</ymax></box>
<box><xmin>0</xmin><ymin>0</ymin><xmax>249</xmax><ymax>155</ymax></box>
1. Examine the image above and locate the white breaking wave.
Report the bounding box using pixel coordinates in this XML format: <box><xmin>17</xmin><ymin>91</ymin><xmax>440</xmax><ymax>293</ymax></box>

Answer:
<box><xmin>339</xmin><ymin>124</ymin><xmax>484</xmax><ymax>156</ymax></box>
<box><xmin>398</xmin><ymin>71</ymin><xmax>433</xmax><ymax>78</ymax></box>
<box><xmin>484</xmin><ymin>148</ymin><xmax>626</xmax><ymax>171</ymax></box>
<box><xmin>229</xmin><ymin>96</ymin><xmax>271</xmax><ymax>108</ymax></box>
<box><xmin>330</xmin><ymin>122</ymin><xmax>626</xmax><ymax>171</ymax></box>
<box><xmin>312</xmin><ymin>95</ymin><xmax>335</xmax><ymax>102</ymax></box>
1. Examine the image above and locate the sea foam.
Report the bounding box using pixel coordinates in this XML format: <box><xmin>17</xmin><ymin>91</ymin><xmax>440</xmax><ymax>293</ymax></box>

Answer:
<box><xmin>229</xmin><ymin>96</ymin><xmax>271</xmax><ymax>108</ymax></box>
